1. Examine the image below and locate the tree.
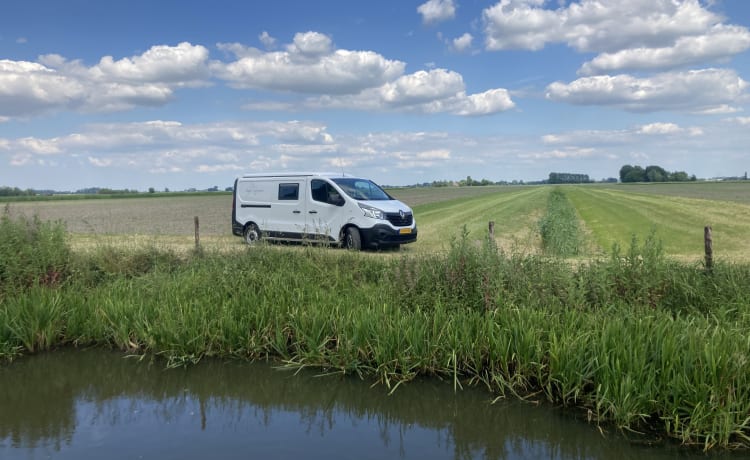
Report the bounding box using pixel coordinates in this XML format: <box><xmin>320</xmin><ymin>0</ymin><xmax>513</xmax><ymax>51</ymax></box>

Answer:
<box><xmin>549</xmin><ymin>172</ymin><xmax>590</xmax><ymax>184</ymax></box>
<box><xmin>619</xmin><ymin>165</ymin><xmax>634</xmax><ymax>182</ymax></box>
<box><xmin>669</xmin><ymin>171</ymin><xmax>689</xmax><ymax>182</ymax></box>
<box><xmin>619</xmin><ymin>164</ymin><xmax>695</xmax><ymax>183</ymax></box>
<box><xmin>623</xmin><ymin>166</ymin><xmax>646</xmax><ymax>182</ymax></box>
<box><xmin>645</xmin><ymin>165</ymin><xmax>668</xmax><ymax>182</ymax></box>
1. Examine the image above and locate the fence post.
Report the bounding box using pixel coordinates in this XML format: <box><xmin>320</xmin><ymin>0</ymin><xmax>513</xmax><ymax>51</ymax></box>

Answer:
<box><xmin>489</xmin><ymin>221</ymin><xmax>495</xmax><ymax>239</ymax></box>
<box><xmin>704</xmin><ymin>225</ymin><xmax>713</xmax><ymax>273</ymax></box>
<box><xmin>195</xmin><ymin>216</ymin><xmax>200</xmax><ymax>250</ymax></box>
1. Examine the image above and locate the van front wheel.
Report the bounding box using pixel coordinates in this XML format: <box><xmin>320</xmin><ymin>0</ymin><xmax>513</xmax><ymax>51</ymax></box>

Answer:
<box><xmin>343</xmin><ymin>227</ymin><xmax>361</xmax><ymax>250</ymax></box>
<box><xmin>243</xmin><ymin>223</ymin><xmax>261</xmax><ymax>245</ymax></box>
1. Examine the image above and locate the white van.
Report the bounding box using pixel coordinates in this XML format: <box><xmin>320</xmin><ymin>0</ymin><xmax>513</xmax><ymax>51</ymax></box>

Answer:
<box><xmin>231</xmin><ymin>172</ymin><xmax>417</xmax><ymax>250</ymax></box>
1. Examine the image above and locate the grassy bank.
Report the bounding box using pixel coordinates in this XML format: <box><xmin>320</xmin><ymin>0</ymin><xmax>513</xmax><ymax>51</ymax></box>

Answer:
<box><xmin>1</xmin><ymin>213</ymin><xmax>750</xmax><ymax>450</ymax></box>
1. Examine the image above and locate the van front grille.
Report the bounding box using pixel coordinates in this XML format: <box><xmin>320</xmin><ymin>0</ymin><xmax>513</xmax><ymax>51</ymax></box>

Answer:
<box><xmin>386</xmin><ymin>212</ymin><xmax>413</xmax><ymax>227</ymax></box>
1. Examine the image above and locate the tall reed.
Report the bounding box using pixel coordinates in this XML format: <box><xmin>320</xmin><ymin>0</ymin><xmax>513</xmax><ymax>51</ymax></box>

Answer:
<box><xmin>539</xmin><ymin>188</ymin><xmax>584</xmax><ymax>257</ymax></box>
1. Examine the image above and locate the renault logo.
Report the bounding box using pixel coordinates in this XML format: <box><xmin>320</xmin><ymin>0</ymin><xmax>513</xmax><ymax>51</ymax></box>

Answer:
<box><xmin>399</xmin><ymin>210</ymin><xmax>405</xmax><ymax>219</ymax></box>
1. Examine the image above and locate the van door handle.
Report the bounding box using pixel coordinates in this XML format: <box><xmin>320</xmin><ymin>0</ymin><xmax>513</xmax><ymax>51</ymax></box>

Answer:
<box><xmin>309</xmin><ymin>210</ymin><xmax>318</xmax><ymax>214</ymax></box>
<box><xmin>293</xmin><ymin>210</ymin><xmax>301</xmax><ymax>214</ymax></box>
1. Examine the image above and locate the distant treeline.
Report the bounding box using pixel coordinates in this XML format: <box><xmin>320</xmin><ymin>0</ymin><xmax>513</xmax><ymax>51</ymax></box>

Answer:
<box><xmin>547</xmin><ymin>172</ymin><xmax>592</xmax><ymax>184</ymax></box>
<box><xmin>619</xmin><ymin>165</ymin><xmax>696</xmax><ymax>183</ymax></box>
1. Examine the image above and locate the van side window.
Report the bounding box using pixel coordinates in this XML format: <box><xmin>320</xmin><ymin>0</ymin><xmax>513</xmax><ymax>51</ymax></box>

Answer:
<box><xmin>278</xmin><ymin>183</ymin><xmax>299</xmax><ymax>201</ymax></box>
<box><xmin>311</xmin><ymin>179</ymin><xmax>343</xmax><ymax>206</ymax></box>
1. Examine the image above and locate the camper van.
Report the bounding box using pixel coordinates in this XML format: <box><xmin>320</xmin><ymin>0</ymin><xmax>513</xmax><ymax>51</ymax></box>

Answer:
<box><xmin>232</xmin><ymin>173</ymin><xmax>417</xmax><ymax>250</ymax></box>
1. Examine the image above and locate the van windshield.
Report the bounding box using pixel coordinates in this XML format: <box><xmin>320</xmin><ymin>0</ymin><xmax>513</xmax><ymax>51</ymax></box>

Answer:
<box><xmin>331</xmin><ymin>178</ymin><xmax>392</xmax><ymax>201</ymax></box>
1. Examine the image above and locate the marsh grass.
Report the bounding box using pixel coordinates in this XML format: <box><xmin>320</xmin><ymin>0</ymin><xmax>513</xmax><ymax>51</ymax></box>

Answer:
<box><xmin>539</xmin><ymin>188</ymin><xmax>584</xmax><ymax>257</ymax></box>
<box><xmin>1</xmin><ymin>213</ymin><xmax>750</xmax><ymax>449</ymax></box>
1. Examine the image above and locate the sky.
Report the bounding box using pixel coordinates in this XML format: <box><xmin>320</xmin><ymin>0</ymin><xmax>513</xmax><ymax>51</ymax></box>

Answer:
<box><xmin>1</xmin><ymin>0</ymin><xmax>749</xmax><ymax>191</ymax></box>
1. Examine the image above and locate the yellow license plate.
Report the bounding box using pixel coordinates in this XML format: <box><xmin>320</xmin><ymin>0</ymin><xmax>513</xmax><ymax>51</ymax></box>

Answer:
<box><xmin>399</xmin><ymin>228</ymin><xmax>412</xmax><ymax>234</ymax></box>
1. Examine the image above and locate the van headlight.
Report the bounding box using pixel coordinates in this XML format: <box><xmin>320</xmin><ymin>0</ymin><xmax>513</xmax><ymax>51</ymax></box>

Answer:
<box><xmin>359</xmin><ymin>203</ymin><xmax>386</xmax><ymax>220</ymax></box>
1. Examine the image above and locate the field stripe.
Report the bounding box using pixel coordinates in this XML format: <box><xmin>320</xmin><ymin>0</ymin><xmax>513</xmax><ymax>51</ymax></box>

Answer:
<box><xmin>413</xmin><ymin>187</ymin><xmax>549</xmax><ymax>252</ymax></box>
<box><xmin>566</xmin><ymin>186</ymin><xmax>750</xmax><ymax>259</ymax></box>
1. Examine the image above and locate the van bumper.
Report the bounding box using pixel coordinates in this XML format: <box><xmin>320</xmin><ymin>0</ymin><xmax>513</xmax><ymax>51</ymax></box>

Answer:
<box><xmin>360</xmin><ymin>224</ymin><xmax>417</xmax><ymax>248</ymax></box>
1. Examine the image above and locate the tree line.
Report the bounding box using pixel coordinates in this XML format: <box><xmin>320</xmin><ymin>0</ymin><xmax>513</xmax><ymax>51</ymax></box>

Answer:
<box><xmin>619</xmin><ymin>165</ymin><xmax>696</xmax><ymax>183</ymax></box>
<box><xmin>548</xmin><ymin>172</ymin><xmax>592</xmax><ymax>184</ymax></box>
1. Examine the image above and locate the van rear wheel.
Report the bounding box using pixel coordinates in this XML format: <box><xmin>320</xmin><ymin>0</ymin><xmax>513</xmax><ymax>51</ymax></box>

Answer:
<box><xmin>343</xmin><ymin>227</ymin><xmax>361</xmax><ymax>250</ymax></box>
<box><xmin>243</xmin><ymin>223</ymin><xmax>261</xmax><ymax>245</ymax></box>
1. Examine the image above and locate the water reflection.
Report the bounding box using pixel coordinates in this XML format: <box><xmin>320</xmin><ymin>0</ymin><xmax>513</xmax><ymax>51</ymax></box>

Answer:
<box><xmin>0</xmin><ymin>350</ymin><xmax>738</xmax><ymax>459</ymax></box>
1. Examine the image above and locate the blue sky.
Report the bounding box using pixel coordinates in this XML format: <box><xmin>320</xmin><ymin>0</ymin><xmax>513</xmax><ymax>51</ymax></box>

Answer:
<box><xmin>1</xmin><ymin>0</ymin><xmax>749</xmax><ymax>191</ymax></box>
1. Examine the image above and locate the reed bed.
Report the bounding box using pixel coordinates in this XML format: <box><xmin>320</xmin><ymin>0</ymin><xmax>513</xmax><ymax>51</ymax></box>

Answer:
<box><xmin>1</xmin><ymin>213</ymin><xmax>749</xmax><ymax>450</ymax></box>
<box><xmin>539</xmin><ymin>188</ymin><xmax>584</xmax><ymax>257</ymax></box>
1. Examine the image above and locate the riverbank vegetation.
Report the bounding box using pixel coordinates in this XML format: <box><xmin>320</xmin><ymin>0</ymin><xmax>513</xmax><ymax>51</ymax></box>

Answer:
<box><xmin>1</xmin><ymin>210</ymin><xmax>749</xmax><ymax>450</ymax></box>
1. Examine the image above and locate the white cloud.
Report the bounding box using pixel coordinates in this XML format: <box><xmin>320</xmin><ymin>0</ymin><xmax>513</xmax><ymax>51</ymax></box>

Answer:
<box><xmin>545</xmin><ymin>69</ymin><xmax>747</xmax><ymax>113</ymax></box>
<box><xmin>418</xmin><ymin>0</ymin><xmax>456</xmax><ymax>25</ymax></box>
<box><xmin>88</xmin><ymin>156</ymin><xmax>113</xmax><ymax>167</ymax></box>
<box><xmin>0</xmin><ymin>43</ymin><xmax>212</xmax><ymax>118</ymax></box>
<box><xmin>0</xmin><ymin>59</ymin><xmax>86</xmax><ymax>117</ymax></box>
<box><xmin>2</xmin><ymin>33</ymin><xmax>504</xmax><ymax>120</ymax></box>
<box><xmin>1</xmin><ymin>120</ymin><xmax>336</xmax><ymax>173</ymax></box>
<box><xmin>308</xmin><ymin>68</ymin><xmax>514</xmax><ymax>116</ymax></box>
<box><xmin>519</xmin><ymin>147</ymin><xmax>597</xmax><ymax>160</ymax></box>
<box><xmin>543</xmin><ymin>122</ymin><xmax>704</xmax><ymax>145</ymax></box>
<box><xmin>286</xmin><ymin>31</ymin><xmax>332</xmax><ymax>56</ymax></box>
<box><xmin>579</xmin><ymin>25</ymin><xmax>750</xmax><ymax>75</ymax></box>
<box><xmin>10</xmin><ymin>153</ymin><xmax>33</xmax><ymax>166</ymax></box>
<box><xmin>636</xmin><ymin>122</ymin><xmax>682</xmax><ymax>135</ymax></box>
<box><xmin>89</xmin><ymin>42</ymin><xmax>210</xmax><ymax>86</ymax></box>
<box><xmin>457</xmin><ymin>88</ymin><xmax>515</xmax><ymax>115</ymax></box>
<box><xmin>215</xmin><ymin>33</ymin><xmax>405</xmax><ymax>94</ymax></box>
<box><xmin>483</xmin><ymin>0</ymin><xmax>720</xmax><ymax>53</ymax></box>
<box><xmin>417</xmin><ymin>149</ymin><xmax>451</xmax><ymax>159</ymax></box>
<box><xmin>452</xmin><ymin>33</ymin><xmax>474</xmax><ymax>52</ymax></box>
<box><xmin>195</xmin><ymin>164</ymin><xmax>244</xmax><ymax>173</ymax></box>
<box><xmin>16</xmin><ymin>37</ymin><xmax>27</xmax><ymax>44</ymax></box>
<box><xmin>259</xmin><ymin>31</ymin><xmax>276</xmax><ymax>49</ymax></box>
<box><xmin>727</xmin><ymin>116</ymin><xmax>750</xmax><ymax>125</ymax></box>
<box><xmin>482</xmin><ymin>0</ymin><xmax>749</xmax><ymax>75</ymax></box>
<box><xmin>380</xmin><ymin>69</ymin><xmax>464</xmax><ymax>105</ymax></box>
<box><xmin>692</xmin><ymin>104</ymin><xmax>742</xmax><ymax>115</ymax></box>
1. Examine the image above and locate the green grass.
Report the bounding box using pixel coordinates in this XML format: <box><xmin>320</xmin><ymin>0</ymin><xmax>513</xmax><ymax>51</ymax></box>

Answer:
<box><xmin>597</xmin><ymin>181</ymin><xmax>750</xmax><ymax>205</ymax></box>
<box><xmin>538</xmin><ymin>188</ymin><xmax>583</xmax><ymax>257</ymax></box>
<box><xmin>2</xmin><ymin>214</ymin><xmax>750</xmax><ymax>449</ymax></box>
<box><xmin>412</xmin><ymin>186</ymin><xmax>548</xmax><ymax>253</ymax></box>
<box><xmin>5</xmin><ymin>182</ymin><xmax>750</xmax><ymax>260</ymax></box>
<box><xmin>566</xmin><ymin>186</ymin><xmax>750</xmax><ymax>260</ymax></box>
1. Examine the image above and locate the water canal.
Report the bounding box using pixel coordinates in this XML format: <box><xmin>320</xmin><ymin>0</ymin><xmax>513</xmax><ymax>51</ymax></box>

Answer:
<box><xmin>0</xmin><ymin>350</ymin><xmax>740</xmax><ymax>459</ymax></box>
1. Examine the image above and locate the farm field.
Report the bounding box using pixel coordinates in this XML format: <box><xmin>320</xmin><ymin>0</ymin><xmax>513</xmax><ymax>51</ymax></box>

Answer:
<box><xmin>596</xmin><ymin>181</ymin><xmax>750</xmax><ymax>204</ymax></box>
<box><xmin>3</xmin><ymin>181</ymin><xmax>750</xmax><ymax>260</ymax></box>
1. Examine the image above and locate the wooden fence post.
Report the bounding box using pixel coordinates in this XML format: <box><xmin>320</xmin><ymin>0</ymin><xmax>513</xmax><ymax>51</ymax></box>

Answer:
<box><xmin>194</xmin><ymin>216</ymin><xmax>200</xmax><ymax>249</ymax></box>
<box><xmin>489</xmin><ymin>221</ymin><xmax>495</xmax><ymax>239</ymax></box>
<box><xmin>704</xmin><ymin>226</ymin><xmax>713</xmax><ymax>272</ymax></box>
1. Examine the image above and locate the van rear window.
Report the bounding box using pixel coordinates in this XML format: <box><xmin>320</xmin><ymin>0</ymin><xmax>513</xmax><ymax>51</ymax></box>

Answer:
<box><xmin>278</xmin><ymin>183</ymin><xmax>299</xmax><ymax>201</ymax></box>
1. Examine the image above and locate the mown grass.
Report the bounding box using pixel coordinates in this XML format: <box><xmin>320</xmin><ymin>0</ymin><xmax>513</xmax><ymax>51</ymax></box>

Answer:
<box><xmin>6</xmin><ymin>182</ymin><xmax>750</xmax><ymax>261</ymax></box>
<box><xmin>412</xmin><ymin>186</ymin><xmax>548</xmax><ymax>253</ymax></box>
<box><xmin>1</xmin><ymin>213</ymin><xmax>750</xmax><ymax>450</ymax></box>
<box><xmin>597</xmin><ymin>181</ymin><xmax>750</xmax><ymax>205</ymax></box>
<box><xmin>566</xmin><ymin>186</ymin><xmax>750</xmax><ymax>260</ymax></box>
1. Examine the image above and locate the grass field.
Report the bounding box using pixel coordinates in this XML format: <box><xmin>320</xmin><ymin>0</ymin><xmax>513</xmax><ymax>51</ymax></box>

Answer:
<box><xmin>3</xmin><ymin>181</ymin><xmax>750</xmax><ymax>260</ymax></box>
<box><xmin>597</xmin><ymin>181</ymin><xmax>750</xmax><ymax>205</ymax></box>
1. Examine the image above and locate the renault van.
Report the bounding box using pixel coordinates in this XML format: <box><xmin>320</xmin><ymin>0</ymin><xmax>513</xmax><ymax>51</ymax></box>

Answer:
<box><xmin>231</xmin><ymin>173</ymin><xmax>417</xmax><ymax>250</ymax></box>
